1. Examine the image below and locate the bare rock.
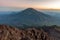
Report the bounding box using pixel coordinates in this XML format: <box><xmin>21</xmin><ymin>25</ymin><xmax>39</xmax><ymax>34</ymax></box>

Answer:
<box><xmin>0</xmin><ymin>25</ymin><xmax>52</xmax><ymax>40</ymax></box>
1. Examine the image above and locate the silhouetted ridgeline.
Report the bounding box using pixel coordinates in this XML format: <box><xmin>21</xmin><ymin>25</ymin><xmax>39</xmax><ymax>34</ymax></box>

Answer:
<box><xmin>0</xmin><ymin>25</ymin><xmax>60</xmax><ymax>40</ymax></box>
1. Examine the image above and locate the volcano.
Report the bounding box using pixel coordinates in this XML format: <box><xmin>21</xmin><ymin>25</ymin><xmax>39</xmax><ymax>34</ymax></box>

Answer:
<box><xmin>0</xmin><ymin>8</ymin><xmax>53</xmax><ymax>27</ymax></box>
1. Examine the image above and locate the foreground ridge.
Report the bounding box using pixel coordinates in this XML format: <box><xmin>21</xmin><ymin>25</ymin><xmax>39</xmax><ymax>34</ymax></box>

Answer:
<box><xmin>0</xmin><ymin>25</ymin><xmax>58</xmax><ymax>40</ymax></box>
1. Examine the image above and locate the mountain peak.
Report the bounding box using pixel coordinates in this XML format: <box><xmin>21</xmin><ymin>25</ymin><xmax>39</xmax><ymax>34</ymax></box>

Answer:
<box><xmin>21</xmin><ymin>8</ymin><xmax>38</xmax><ymax>13</ymax></box>
<box><xmin>26</xmin><ymin>8</ymin><xmax>35</xmax><ymax>10</ymax></box>
<box><xmin>24</xmin><ymin>8</ymin><xmax>36</xmax><ymax>11</ymax></box>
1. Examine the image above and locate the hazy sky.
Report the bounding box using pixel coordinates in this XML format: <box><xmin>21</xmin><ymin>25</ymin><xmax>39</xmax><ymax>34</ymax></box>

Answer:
<box><xmin>0</xmin><ymin>0</ymin><xmax>60</xmax><ymax>11</ymax></box>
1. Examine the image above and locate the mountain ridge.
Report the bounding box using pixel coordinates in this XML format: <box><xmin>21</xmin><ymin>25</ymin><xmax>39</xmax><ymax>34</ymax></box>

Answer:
<box><xmin>0</xmin><ymin>8</ymin><xmax>58</xmax><ymax>26</ymax></box>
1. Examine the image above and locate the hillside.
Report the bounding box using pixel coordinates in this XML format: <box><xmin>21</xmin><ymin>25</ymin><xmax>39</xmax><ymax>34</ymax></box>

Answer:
<box><xmin>0</xmin><ymin>25</ymin><xmax>60</xmax><ymax>40</ymax></box>
<box><xmin>0</xmin><ymin>25</ymin><xmax>50</xmax><ymax>40</ymax></box>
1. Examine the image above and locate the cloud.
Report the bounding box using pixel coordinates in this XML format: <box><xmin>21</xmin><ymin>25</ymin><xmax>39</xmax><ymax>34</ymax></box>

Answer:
<box><xmin>0</xmin><ymin>0</ymin><xmax>60</xmax><ymax>10</ymax></box>
<box><xmin>16</xmin><ymin>0</ymin><xmax>50</xmax><ymax>1</ymax></box>
<box><xmin>0</xmin><ymin>0</ymin><xmax>57</xmax><ymax>2</ymax></box>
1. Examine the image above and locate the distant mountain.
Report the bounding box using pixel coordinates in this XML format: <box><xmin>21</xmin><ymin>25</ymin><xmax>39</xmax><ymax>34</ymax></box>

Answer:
<box><xmin>0</xmin><ymin>8</ymin><xmax>59</xmax><ymax>27</ymax></box>
<box><xmin>9</xmin><ymin>8</ymin><xmax>53</xmax><ymax>26</ymax></box>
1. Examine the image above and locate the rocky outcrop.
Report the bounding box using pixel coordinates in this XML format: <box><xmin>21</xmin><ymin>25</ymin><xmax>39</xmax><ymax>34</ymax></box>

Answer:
<box><xmin>0</xmin><ymin>25</ymin><xmax>51</xmax><ymax>40</ymax></box>
<box><xmin>1</xmin><ymin>25</ymin><xmax>60</xmax><ymax>40</ymax></box>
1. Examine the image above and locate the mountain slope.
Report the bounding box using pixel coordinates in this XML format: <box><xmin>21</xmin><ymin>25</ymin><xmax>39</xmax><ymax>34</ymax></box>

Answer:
<box><xmin>0</xmin><ymin>8</ymin><xmax>54</xmax><ymax>27</ymax></box>
<box><xmin>8</xmin><ymin>8</ymin><xmax>52</xmax><ymax>26</ymax></box>
<box><xmin>0</xmin><ymin>25</ymin><xmax>60</xmax><ymax>40</ymax></box>
<box><xmin>43</xmin><ymin>26</ymin><xmax>60</xmax><ymax>40</ymax></box>
<box><xmin>0</xmin><ymin>25</ymin><xmax>50</xmax><ymax>40</ymax></box>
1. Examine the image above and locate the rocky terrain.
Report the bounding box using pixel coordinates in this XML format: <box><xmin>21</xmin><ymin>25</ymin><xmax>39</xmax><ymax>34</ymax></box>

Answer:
<box><xmin>0</xmin><ymin>25</ymin><xmax>60</xmax><ymax>40</ymax></box>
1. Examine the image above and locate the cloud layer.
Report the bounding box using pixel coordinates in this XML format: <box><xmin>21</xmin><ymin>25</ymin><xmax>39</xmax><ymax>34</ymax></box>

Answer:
<box><xmin>0</xmin><ymin>0</ymin><xmax>60</xmax><ymax>11</ymax></box>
